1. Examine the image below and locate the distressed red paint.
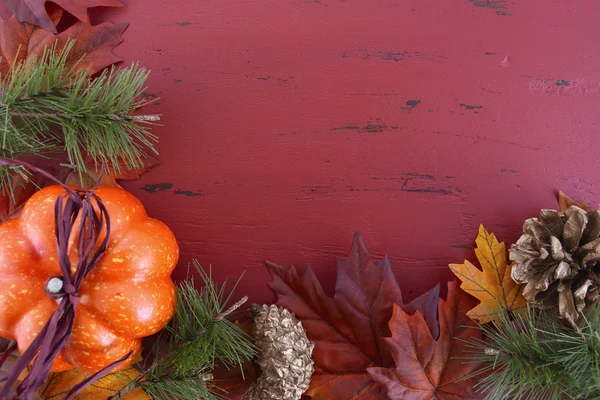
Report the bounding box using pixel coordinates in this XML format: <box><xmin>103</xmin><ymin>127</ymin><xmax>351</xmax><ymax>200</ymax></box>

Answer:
<box><xmin>2</xmin><ymin>0</ymin><xmax>599</xmax><ymax>304</ymax></box>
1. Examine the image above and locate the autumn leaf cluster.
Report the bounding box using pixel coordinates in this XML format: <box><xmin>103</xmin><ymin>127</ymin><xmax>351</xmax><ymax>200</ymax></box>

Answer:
<box><xmin>260</xmin><ymin>192</ymin><xmax>589</xmax><ymax>399</ymax></box>
<box><xmin>265</xmin><ymin>232</ymin><xmax>484</xmax><ymax>400</ymax></box>
<box><xmin>1</xmin><ymin>0</ymin><xmax>126</xmax><ymax>75</ymax></box>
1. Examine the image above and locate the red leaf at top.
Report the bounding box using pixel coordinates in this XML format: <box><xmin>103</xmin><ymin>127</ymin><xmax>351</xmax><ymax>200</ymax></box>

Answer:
<box><xmin>64</xmin><ymin>153</ymin><xmax>161</xmax><ymax>188</ymax></box>
<box><xmin>266</xmin><ymin>232</ymin><xmax>441</xmax><ymax>400</ymax></box>
<box><xmin>2</xmin><ymin>0</ymin><xmax>123</xmax><ymax>33</ymax></box>
<box><xmin>0</xmin><ymin>11</ymin><xmax>127</xmax><ymax>76</ymax></box>
<box><xmin>367</xmin><ymin>280</ymin><xmax>483</xmax><ymax>400</ymax></box>
<box><xmin>0</xmin><ymin>166</ymin><xmax>70</xmax><ymax>223</ymax></box>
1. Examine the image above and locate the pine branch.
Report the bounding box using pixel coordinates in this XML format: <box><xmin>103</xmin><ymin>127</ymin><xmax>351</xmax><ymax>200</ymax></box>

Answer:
<box><xmin>463</xmin><ymin>305</ymin><xmax>600</xmax><ymax>400</ymax></box>
<box><xmin>0</xmin><ymin>40</ymin><xmax>160</xmax><ymax>197</ymax></box>
<box><xmin>108</xmin><ymin>262</ymin><xmax>256</xmax><ymax>400</ymax></box>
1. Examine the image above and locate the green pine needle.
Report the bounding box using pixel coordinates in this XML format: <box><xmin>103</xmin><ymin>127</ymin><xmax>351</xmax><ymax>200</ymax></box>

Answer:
<box><xmin>463</xmin><ymin>305</ymin><xmax>600</xmax><ymax>400</ymax></box>
<box><xmin>142</xmin><ymin>376</ymin><xmax>225</xmax><ymax>400</ymax></box>
<box><xmin>141</xmin><ymin>261</ymin><xmax>256</xmax><ymax>400</ymax></box>
<box><xmin>0</xmin><ymin>39</ymin><xmax>159</xmax><ymax>198</ymax></box>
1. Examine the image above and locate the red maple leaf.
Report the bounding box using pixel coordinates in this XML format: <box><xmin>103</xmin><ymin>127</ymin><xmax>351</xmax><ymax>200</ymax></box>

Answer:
<box><xmin>367</xmin><ymin>280</ymin><xmax>483</xmax><ymax>400</ymax></box>
<box><xmin>64</xmin><ymin>153</ymin><xmax>161</xmax><ymax>188</ymax></box>
<box><xmin>0</xmin><ymin>165</ymin><xmax>71</xmax><ymax>223</ymax></box>
<box><xmin>2</xmin><ymin>0</ymin><xmax>123</xmax><ymax>33</ymax></box>
<box><xmin>0</xmin><ymin>9</ymin><xmax>127</xmax><ymax>76</ymax></box>
<box><xmin>266</xmin><ymin>232</ymin><xmax>441</xmax><ymax>400</ymax></box>
<box><xmin>0</xmin><ymin>154</ymin><xmax>158</xmax><ymax>223</ymax></box>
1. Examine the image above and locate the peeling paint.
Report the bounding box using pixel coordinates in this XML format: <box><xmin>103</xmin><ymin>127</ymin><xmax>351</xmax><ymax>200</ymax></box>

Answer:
<box><xmin>140</xmin><ymin>183</ymin><xmax>173</xmax><ymax>193</ymax></box>
<box><xmin>459</xmin><ymin>103</ymin><xmax>483</xmax><ymax>110</ymax></box>
<box><xmin>451</xmin><ymin>244</ymin><xmax>472</xmax><ymax>249</ymax></box>
<box><xmin>402</xmin><ymin>99</ymin><xmax>421</xmax><ymax>111</ymax></box>
<box><xmin>341</xmin><ymin>49</ymin><xmax>447</xmax><ymax>62</ymax></box>
<box><xmin>468</xmin><ymin>0</ymin><xmax>505</xmax><ymax>9</ymax></box>
<box><xmin>333</xmin><ymin>119</ymin><xmax>398</xmax><ymax>133</ymax></box>
<box><xmin>174</xmin><ymin>189</ymin><xmax>203</xmax><ymax>197</ymax></box>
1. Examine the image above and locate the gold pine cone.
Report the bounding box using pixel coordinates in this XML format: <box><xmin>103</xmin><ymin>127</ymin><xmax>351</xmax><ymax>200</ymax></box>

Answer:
<box><xmin>243</xmin><ymin>305</ymin><xmax>314</xmax><ymax>400</ymax></box>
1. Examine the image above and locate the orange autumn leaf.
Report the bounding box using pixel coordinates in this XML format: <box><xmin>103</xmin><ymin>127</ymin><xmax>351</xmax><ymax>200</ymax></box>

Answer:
<box><xmin>41</xmin><ymin>368</ymin><xmax>149</xmax><ymax>400</ymax></box>
<box><xmin>557</xmin><ymin>190</ymin><xmax>588</xmax><ymax>213</ymax></box>
<box><xmin>367</xmin><ymin>281</ymin><xmax>483</xmax><ymax>399</ymax></box>
<box><xmin>449</xmin><ymin>225</ymin><xmax>526</xmax><ymax>324</ymax></box>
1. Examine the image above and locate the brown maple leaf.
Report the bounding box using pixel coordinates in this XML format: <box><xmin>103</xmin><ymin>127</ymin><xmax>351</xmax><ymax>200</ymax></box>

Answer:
<box><xmin>210</xmin><ymin>359</ymin><xmax>260</xmax><ymax>399</ymax></box>
<box><xmin>367</xmin><ymin>280</ymin><xmax>483</xmax><ymax>400</ymax></box>
<box><xmin>266</xmin><ymin>232</ymin><xmax>441</xmax><ymax>400</ymax></box>
<box><xmin>3</xmin><ymin>0</ymin><xmax>123</xmax><ymax>33</ymax></box>
<box><xmin>0</xmin><ymin>10</ymin><xmax>127</xmax><ymax>76</ymax></box>
<box><xmin>557</xmin><ymin>190</ymin><xmax>589</xmax><ymax>212</ymax></box>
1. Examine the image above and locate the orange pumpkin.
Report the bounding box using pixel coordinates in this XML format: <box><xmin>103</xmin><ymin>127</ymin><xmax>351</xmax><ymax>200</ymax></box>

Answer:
<box><xmin>0</xmin><ymin>185</ymin><xmax>179</xmax><ymax>372</ymax></box>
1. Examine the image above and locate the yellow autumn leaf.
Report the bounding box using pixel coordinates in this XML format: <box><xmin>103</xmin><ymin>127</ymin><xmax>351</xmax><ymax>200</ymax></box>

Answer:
<box><xmin>449</xmin><ymin>224</ymin><xmax>527</xmax><ymax>324</ymax></box>
<box><xmin>40</xmin><ymin>367</ymin><xmax>149</xmax><ymax>400</ymax></box>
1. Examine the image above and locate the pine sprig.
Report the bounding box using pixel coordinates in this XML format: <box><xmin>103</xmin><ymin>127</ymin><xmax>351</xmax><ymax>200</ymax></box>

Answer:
<box><xmin>109</xmin><ymin>262</ymin><xmax>256</xmax><ymax>400</ymax></box>
<box><xmin>141</xmin><ymin>376</ymin><xmax>223</xmax><ymax>400</ymax></box>
<box><xmin>463</xmin><ymin>305</ymin><xmax>600</xmax><ymax>400</ymax></box>
<box><xmin>0</xmin><ymin>40</ymin><xmax>159</xmax><ymax>196</ymax></box>
<box><xmin>163</xmin><ymin>267</ymin><xmax>254</xmax><ymax>377</ymax></box>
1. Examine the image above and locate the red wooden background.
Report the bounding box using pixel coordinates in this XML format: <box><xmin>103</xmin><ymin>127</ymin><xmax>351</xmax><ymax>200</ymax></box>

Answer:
<box><xmin>3</xmin><ymin>0</ymin><xmax>600</xmax><ymax>304</ymax></box>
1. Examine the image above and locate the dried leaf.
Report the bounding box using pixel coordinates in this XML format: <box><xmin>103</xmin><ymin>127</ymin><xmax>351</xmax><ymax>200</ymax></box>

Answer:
<box><xmin>557</xmin><ymin>190</ymin><xmax>589</xmax><ymax>212</ymax></box>
<box><xmin>266</xmin><ymin>232</ymin><xmax>440</xmax><ymax>400</ymax></box>
<box><xmin>211</xmin><ymin>359</ymin><xmax>260</xmax><ymax>399</ymax></box>
<box><xmin>0</xmin><ymin>154</ymin><xmax>151</xmax><ymax>224</ymax></box>
<box><xmin>40</xmin><ymin>368</ymin><xmax>149</xmax><ymax>400</ymax></box>
<box><xmin>449</xmin><ymin>225</ymin><xmax>527</xmax><ymax>323</ymax></box>
<box><xmin>64</xmin><ymin>154</ymin><xmax>161</xmax><ymax>189</ymax></box>
<box><xmin>0</xmin><ymin>344</ymin><xmax>19</xmax><ymax>398</ymax></box>
<box><xmin>0</xmin><ymin>170</ymin><xmax>57</xmax><ymax>223</ymax></box>
<box><xmin>367</xmin><ymin>281</ymin><xmax>483</xmax><ymax>400</ymax></box>
<box><xmin>0</xmin><ymin>11</ymin><xmax>127</xmax><ymax>76</ymax></box>
<box><xmin>3</xmin><ymin>0</ymin><xmax>123</xmax><ymax>33</ymax></box>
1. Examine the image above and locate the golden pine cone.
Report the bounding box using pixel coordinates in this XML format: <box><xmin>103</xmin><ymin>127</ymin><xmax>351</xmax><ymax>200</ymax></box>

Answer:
<box><xmin>243</xmin><ymin>305</ymin><xmax>314</xmax><ymax>400</ymax></box>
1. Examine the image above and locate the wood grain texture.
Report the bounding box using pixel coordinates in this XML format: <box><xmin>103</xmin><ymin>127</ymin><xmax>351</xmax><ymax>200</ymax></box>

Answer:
<box><xmin>4</xmin><ymin>0</ymin><xmax>599</xmax><ymax>304</ymax></box>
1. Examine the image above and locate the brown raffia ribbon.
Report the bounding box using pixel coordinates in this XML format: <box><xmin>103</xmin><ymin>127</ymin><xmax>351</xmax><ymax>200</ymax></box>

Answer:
<box><xmin>0</xmin><ymin>160</ymin><xmax>132</xmax><ymax>400</ymax></box>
